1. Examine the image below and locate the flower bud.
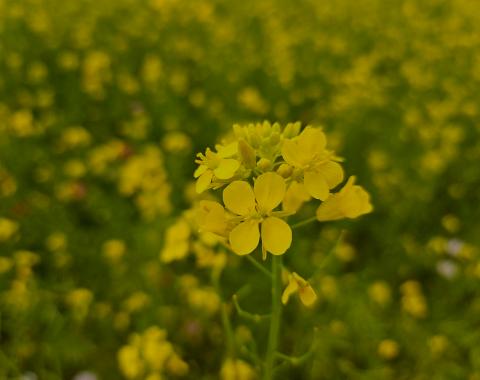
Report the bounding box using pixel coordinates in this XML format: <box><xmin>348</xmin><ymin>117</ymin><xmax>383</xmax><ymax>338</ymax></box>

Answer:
<box><xmin>257</xmin><ymin>158</ymin><xmax>272</xmax><ymax>171</ymax></box>
<box><xmin>277</xmin><ymin>163</ymin><xmax>293</xmax><ymax>178</ymax></box>
<box><xmin>238</xmin><ymin>139</ymin><xmax>256</xmax><ymax>169</ymax></box>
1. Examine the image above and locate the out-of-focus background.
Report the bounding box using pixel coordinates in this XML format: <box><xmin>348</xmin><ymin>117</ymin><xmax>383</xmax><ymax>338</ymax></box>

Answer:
<box><xmin>1</xmin><ymin>0</ymin><xmax>480</xmax><ymax>379</ymax></box>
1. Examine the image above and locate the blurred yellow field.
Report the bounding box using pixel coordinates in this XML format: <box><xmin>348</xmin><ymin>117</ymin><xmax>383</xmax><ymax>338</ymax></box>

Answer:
<box><xmin>1</xmin><ymin>0</ymin><xmax>480</xmax><ymax>379</ymax></box>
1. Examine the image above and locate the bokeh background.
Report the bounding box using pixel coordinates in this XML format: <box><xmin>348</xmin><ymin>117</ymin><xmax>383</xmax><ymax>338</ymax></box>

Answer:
<box><xmin>1</xmin><ymin>0</ymin><xmax>480</xmax><ymax>379</ymax></box>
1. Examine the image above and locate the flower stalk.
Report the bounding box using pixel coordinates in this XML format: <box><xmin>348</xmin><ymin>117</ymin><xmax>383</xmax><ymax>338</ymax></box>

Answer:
<box><xmin>264</xmin><ymin>255</ymin><xmax>282</xmax><ymax>380</ymax></box>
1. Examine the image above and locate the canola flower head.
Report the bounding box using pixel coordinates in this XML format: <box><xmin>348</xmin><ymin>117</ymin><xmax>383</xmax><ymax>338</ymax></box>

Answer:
<box><xmin>194</xmin><ymin>122</ymin><xmax>372</xmax><ymax>260</ymax></box>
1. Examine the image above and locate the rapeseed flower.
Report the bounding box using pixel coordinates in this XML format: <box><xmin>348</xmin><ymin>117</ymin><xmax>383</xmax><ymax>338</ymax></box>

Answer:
<box><xmin>282</xmin><ymin>126</ymin><xmax>344</xmax><ymax>200</ymax></box>
<box><xmin>281</xmin><ymin>272</ymin><xmax>317</xmax><ymax>307</ymax></box>
<box><xmin>316</xmin><ymin>176</ymin><xmax>373</xmax><ymax>221</ymax></box>
<box><xmin>223</xmin><ymin>172</ymin><xmax>291</xmax><ymax>258</ymax></box>
<box><xmin>196</xmin><ymin>200</ymin><xmax>230</xmax><ymax>237</ymax></box>
<box><xmin>194</xmin><ymin>143</ymin><xmax>240</xmax><ymax>193</ymax></box>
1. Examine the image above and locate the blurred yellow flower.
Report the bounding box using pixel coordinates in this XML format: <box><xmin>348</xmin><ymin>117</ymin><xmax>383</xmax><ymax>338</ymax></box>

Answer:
<box><xmin>102</xmin><ymin>239</ymin><xmax>126</xmax><ymax>263</ymax></box>
<box><xmin>66</xmin><ymin>288</ymin><xmax>93</xmax><ymax>320</ymax></box>
<box><xmin>220</xmin><ymin>358</ymin><xmax>256</xmax><ymax>380</ymax></box>
<box><xmin>0</xmin><ymin>217</ymin><xmax>18</xmax><ymax>242</ymax></box>
<box><xmin>428</xmin><ymin>335</ymin><xmax>449</xmax><ymax>356</ymax></box>
<box><xmin>378</xmin><ymin>339</ymin><xmax>399</xmax><ymax>360</ymax></box>
<box><xmin>45</xmin><ymin>232</ymin><xmax>67</xmax><ymax>252</ymax></box>
<box><xmin>161</xmin><ymin>219</ymin><xmax>191</xmax><ymax>263</ymax></box>
<box><xmin>0</xmin><ymin>257</ymin><xmax>13</xmax><ymax>274</ymax></box>
<box><xmin>368</xmin><ymin>281</ymin><xmax>391</xmax><ymax>306</ymax></box>
<box><xmin>118</xmin><ymin>327</ymin><xmax>188</xmax><ymax>379</ymax></box>
<box><xmin>118</xmin><ymin>344</ymin><xmax>144</xmax><ymax>379</ymax></box>
<box><xmin>401</xmin><ymin>280</ymin><xmax>427</xmax><ymax>318</ymax></box>
<box><xmin>316</xmin><ymin>176</ymin><xmax>373</xmax><ymax>221</ymax></box>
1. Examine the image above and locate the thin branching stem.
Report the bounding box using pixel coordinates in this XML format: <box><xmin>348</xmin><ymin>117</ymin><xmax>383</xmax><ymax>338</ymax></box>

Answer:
<box><xmin>291</xmin><ymin>216</ymin><xmax>317</xmax><ymax>229</ymax></box>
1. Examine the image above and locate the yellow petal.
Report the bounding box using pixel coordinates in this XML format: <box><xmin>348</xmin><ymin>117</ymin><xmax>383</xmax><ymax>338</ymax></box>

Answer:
<box><xmin>214</xmin><ymin>159</ymin><xmax>240</xmax><ymax>180</ymax></box>
<box><xmin>197</xmin><ymin>201</ymin><xmax>227</xmax><ymax>235</ymax></box>
<box><xmin>238</xmin><ymin>139</ymin><xmax>256</xmax><ymax>169</ymax></box>
<box><xmin>223</xmin><ymin>181</ymin><xmax>256</xmax><ymax>216</ymax></box>
<box><xmin>196</xmin><ymin>170</ymin><xmax>213</xmax><ymax>193</ymax></box>
<box><xmin>297</xmin><ymin>127</ymin><xmax>326</xmax><ymax>159</ymax></box>
<box><xmin>281</xmin><ymin>138</ymin><xmax>302</xmax><ymax>167</ymax></box>
<box><xmin>261</xmin><ymin>216</ymin><xmax>292</xmax><ymax>255</ymax></box>
<box><xmin>299</xmin><ymin>285</ymin><xmax>318</xmax><ymax>307</ymax></box>
<box><xmin>304</xmin><ymin>170</ymin><xmax>329</xmax><ymax>200</ymax></box>
<box><xmin>194</xmin><ymin>165</ymin><xmax>208</xmax><ymax>178</ymax></box>
<box><xmin>341</xmin><ymin>186</ymin><xmax>373</xmax><ymax>218</ymax></box>
<box><xmin>319</xmin><ymin>161</ymin><xmax>344</xmax><ymax>189</ymax></box>
<box><xmin>316</xmin><ymin>177</ymin><xmax>373</xmax><ymax>221</ymax></box>
<box><xmin>254</xmin><ymin>172</ymin><xmax>286</xmax><ymax>213</ymax></box>
<box><xmin>216</xmin><ymin>142</ymin><xmax>238</xmax><ymax>158</ymax></box>
<box><xmin>281</xmin><ymin>275</ymin><xmax>299</xmax><ymax>305</ymax></box>
<box><xmin>316</xmin><ymin>196</ymin><xmax>343</xmax><ymax>221</ymax></box>
<box><xmin>229</xmin><ymin>220</ymin><xmax>260</xmax><ymax>255</ymax></box>
<box><xmin>282</xmin><ymin>181</ymin><xmax>311</xmax><ymax>213</ymax></box>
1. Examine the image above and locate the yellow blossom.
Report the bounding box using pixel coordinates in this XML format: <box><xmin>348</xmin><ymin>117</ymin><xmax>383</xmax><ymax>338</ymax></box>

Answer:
<box><xmin>368</xmin><ymin>281</ymin><xmax>391</xmax><ymax>306</ymax></box>
<box><xmin>102</xmin><ymin>239</ymin><xmax>126</xmax><ymax>262</ymax></box>
<box><xmin>118</xmin><ymin>345</ymin><xmax>144</xmax><ymax>379</ymax></box>
<box><xmin>0</xmin><ymin>257</ymin><xmax>13</xmax><ymax>274</ymax></box>
<box><xmin>0</xmin><ymin>217</ymin><xmax>19</xmax><ymax>242</ymax></box>
<box><xmin>160</xmin><ymin>219</ymin><xmax>191</xmax><ymax>263</ymax></box>
<box><xmin>196</xmin><ymin>200</ymin><xmax>229</xmax><ymax>237</ymax></box>
<box><xmin>46</xmin><ymin>232</ymin><xmax>67</xmax><ymax>252</ymax></box>
<box><xmin>223</xmin><ymin>172</ymin><xmax>291</xmax><ymax>258</ymax></box>
<box><xmin>282</xmin><ymin>126</ymin><xmax>344</xmax><ymax>200</ymax></box>
<box><xmin>316</xmin><ymin>176</ymin><xmax>373</xmax><ymax>221</ymax></box>
<box><xmin>282</xmin><ymin>181</ymin><xmax>311</xmax><ymax>213</ymax></box>
<box><xmin>378</xmin><ymin>339</ymin><xmax>399</xmax><ymax>360</ymax></box>
<box><xmin>281</xmin><ymin>272</ymin><xmax>317</xmax><ymax>307</ymax></box>
<box><xmin>220</xmin><ymin>358</ymin><xmax>256</xmax><ymax>380</ymax></box>
<box><xmin>194</xmin><ymin>143</ymin><xmax>240</xmax><ymax>193</ymax></box>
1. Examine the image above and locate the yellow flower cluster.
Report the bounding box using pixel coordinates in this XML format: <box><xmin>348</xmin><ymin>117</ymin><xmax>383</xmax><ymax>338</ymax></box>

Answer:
<box><xmin>118</xmin><ymin>326</ymin><xmax>188</xmax><ymax>380</ymax></box>
<box><xmin>0</xmin><ymin>217</ymin><xmax>19</xmax><ymax>242</ymax></box>
<box><xmin>160</xmin><ymin>210</ymin><xmax>227</xmax><ymax>270</ymax></box>
<box><xmin>400</xmin><ymin>280</ymin><xmax>428</xmax><ymax>319</ymax></box>
<box><xmin>195</xmin><ymin>122</ymin><xmax>373</xmax><ymax>259</ymax></box>
<box><xmin>220</xmin><ymin>358</ymin><xmax>256</xmax><ymax>380</ymax></box>
<box><xmin>2</xmin><ymin>250</ymin><xmax>40</xmax><ymax>311</ymax></box>
<box><xmin>118</xmin><ymin>146</ymin><xmax>172</xmax><ymax>220</ymax></box>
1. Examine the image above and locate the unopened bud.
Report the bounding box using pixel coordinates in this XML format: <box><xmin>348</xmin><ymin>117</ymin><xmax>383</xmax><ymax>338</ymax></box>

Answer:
<box><xmin>257</xmin><ymin>158</ymin><xmax>272</xmax><ymax>171</ymax></box>
<box><xmin>277</xmin><ymin>163</ymin><xmax>293</xmax><ymax>178</ymax></box>
<box><xmin>238</xmin><ymin>139</ymin><xmax>256</xmax><ymax>169</ymax></box>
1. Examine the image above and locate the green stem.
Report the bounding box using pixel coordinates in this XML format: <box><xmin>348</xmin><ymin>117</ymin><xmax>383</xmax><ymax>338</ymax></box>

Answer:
<box><xmin>233</xmin><ymin>294</ymin><xmax>270</xmax><ymax>323</ymax></box>
<box><xmin>221</xmin><ymin>303</ymin><xmax>236</xmax><ymax>357</ymax></box>
<box><xmin>291</xmin><ymin>216</ymin><xmax>317</xmax><ymax>229</ymax></box>
<box><xmin>263</xmin><ymin>255</ymin><xmax>282</xmax><ymax>380</ymax></box>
